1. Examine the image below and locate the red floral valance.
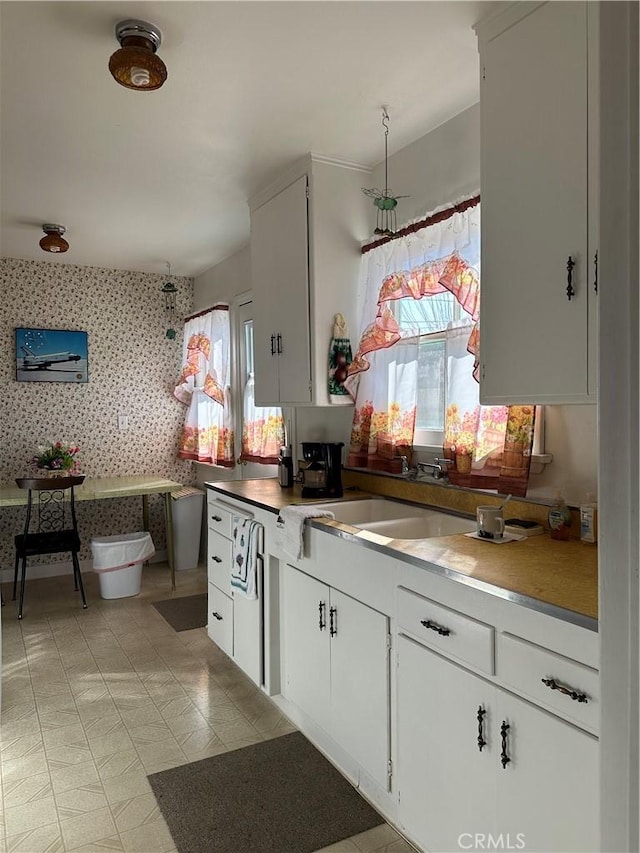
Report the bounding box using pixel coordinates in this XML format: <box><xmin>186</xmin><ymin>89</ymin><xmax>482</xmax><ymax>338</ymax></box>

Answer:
<box><xmin>347</xmin><ymin>251</ymin><xmax>480</xmax><ymax>382</ymax></box>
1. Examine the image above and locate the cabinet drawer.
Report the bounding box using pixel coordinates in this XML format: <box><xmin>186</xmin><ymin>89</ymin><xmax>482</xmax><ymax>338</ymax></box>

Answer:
<box><xmin>207</xmin><ymin>499</ymin><xmax>234</xmax><ymax>539</ymax></box>
<box><xmin>208</xmin><ymin>530</ymin><xmax>232</xmax><ymax>594</ymax></box>
<box><xmin>397</xmin><ymin>587</ymin><xmax>494</xmax><ymax>675</ymax></box>
<box><xmin>497</xmin><ymin>632</ymin><xmax>599</xmax><ymax>733</ymax></box>
<box><xmin>208</xmin><ymin>583</ymin><xmax>233</xmax><ymax>657</ymax></box>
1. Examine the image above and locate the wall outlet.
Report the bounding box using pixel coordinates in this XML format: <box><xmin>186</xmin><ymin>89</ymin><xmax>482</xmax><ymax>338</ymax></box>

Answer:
<box><xmin>118</xmin><ymin>415</ymin><xmax>129</xmax><ymax>431</ymax></box>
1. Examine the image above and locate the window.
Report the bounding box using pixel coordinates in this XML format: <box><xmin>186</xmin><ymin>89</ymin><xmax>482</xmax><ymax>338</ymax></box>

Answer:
<box><xmin>395</xmin><ymin>293</ymin><xmax>474</xmax><ymax>448</ymax></box>
<box><xmin>236</xmin><ymin>299</ymin><xmax>285</xmax><ymax>466</ymax></box>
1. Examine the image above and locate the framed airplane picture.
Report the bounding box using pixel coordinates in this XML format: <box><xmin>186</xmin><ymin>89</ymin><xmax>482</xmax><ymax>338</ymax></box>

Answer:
<box><xmin>15</xmin><ymin>327</ymin><xmax>88</xmax><ymax>383</ymax></box>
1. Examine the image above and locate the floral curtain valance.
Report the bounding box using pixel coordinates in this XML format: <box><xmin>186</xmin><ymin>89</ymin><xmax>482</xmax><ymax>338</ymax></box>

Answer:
<box><xmin>174</xmin><ymin>307</ymin><xmax>234</xmax><ymax>466</ymax></box>
<box><xmin>346</xmin><ymin>199</ymin><xmax>481</xmax><ymax>390</ymax></box>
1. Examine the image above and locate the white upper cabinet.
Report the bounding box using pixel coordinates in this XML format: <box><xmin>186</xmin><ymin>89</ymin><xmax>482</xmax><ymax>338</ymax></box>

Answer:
<box><xmin>476</xmin><ymin>1</ymin><xmax>598</xmax><ymax>404</ymax></box>
<box><xmin>250</xmin><ymin>155</ymin><xmax>371</xmax><ymax>406</ymax></box>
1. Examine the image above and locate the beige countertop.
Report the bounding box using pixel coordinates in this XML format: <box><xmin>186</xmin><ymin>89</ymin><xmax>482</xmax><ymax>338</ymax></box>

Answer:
<box><xmin>205</xmin><ymin>479</ymin><xmax>598</xmax><ymax>626</ymax></box>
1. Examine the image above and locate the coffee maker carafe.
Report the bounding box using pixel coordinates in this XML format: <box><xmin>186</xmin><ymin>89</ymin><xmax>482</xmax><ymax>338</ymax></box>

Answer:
<box><xmin>301</xmin><ymin>442</ymin><xmax>344</xmax><ymax>499</ymax></box>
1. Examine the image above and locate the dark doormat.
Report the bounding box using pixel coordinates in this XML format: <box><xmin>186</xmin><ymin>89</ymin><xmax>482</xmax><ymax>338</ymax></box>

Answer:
<box><xmin>147</xmin><ymin>731</ymin><xmax>385</xmax><ymax>853</ymax></box>
<box><xmin>151</xmin><ymin>593</ymin><xmax>208</xmax><ymax>632</ymax></box>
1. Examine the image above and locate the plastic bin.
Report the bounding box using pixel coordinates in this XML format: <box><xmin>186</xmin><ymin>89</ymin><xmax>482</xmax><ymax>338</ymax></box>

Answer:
<box><xmin>171</xmin><ymin>486</ymin><xmax>204</xmax><ymax>570</ymax></box>
<box><xmin>91</xmin><ymin>531</ymin><xmax>155</xmax><ymax>599</ymax></box>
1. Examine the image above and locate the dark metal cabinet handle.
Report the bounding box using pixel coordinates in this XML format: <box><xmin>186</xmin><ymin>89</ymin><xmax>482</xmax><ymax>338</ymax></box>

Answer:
<box><xmin>477</xmin><ymin>706</ymin><xmax>487</xmax><ymax>752</ymax></box>
<box><xmin>329</xmin><ymin>606</ymin><xmax>337</xmax><ymax>637</ymax></box>
<box><xmin>211</xmin><ymin>555</ymin><xmax>222</xmax><ymax>564</ymax></box>
<box><xmin>211</xmin><ymin>515</ymin><xmax>222</xmax><ymax>522</ymax></box>
<box><xmin>420</xmin><ymin>618</ymin><xmax>451</xmax><ymax>637</ymax></box>
<box><xmin>276</xmin><ymin>333</ymin><xmax>283</xmax><ymax>354</ymax></box>
<box><xmin>500</xmin><ymin>721</ymin><xmax>511</xmax><ymax>769</ymax></box>
<box><xmin>593</xmin><ymin>251</ymin><xmax>598</xmax><ymax>293</ymax></box>
<box><xmin>541</xmin><ymin>677</ymin><xmax>589</xmax><ymax>704</ymax></box>
<box><xmin>318</xmin><ymin>601</ymin><xmax>326</xmax><ymax>631</ymax></box>
<box><xmin>566</xmin><ymin>256</ymin><xmax>576</xmax><ymax>301</ymax></box>
<box><xmin>211</xmin><ymin>611</ymin><xmax>223</xmax><ymax>621</ymax></box>
<box><xmin>270</xmin><ymin>334</ymin><xmax>276</xmax><ymax>355</ymax></box>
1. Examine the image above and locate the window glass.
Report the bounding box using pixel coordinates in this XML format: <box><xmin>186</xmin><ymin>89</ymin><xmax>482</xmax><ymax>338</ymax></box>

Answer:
<box><xmin>395</xmin><ymin>295</ymin><xmax>473</xmax><ymax>444</ymax></box>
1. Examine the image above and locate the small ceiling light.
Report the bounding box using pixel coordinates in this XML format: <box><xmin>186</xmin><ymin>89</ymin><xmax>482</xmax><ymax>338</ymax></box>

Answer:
<box><xmin>39</xmin><ymin>224</ymin><xmax>69</xmax><ymax>254</ymax></box>
<box><xmin>362</xmin><ymin>108</ymin><xmax>409</xmax><ymax>236</ymax></box>
<box><xmin>109</xmin><ymin>19</ymin><xmax>167</xmax><ymax>91</ymax></box>
<box><xmin>162</xmin><ymin>262</ymin><xmax>178</xmax><ymax>340</ymax></box>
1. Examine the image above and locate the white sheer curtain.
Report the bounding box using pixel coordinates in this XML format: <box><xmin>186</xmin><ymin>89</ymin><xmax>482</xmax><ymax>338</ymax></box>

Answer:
<box><xmin>174</xmin><ymin>307</ymin><xmax>234</xmax><ymax>466</ymax></box>
<box><xmin>346</xmin><ymin>198</ymin><xmax>480</xmax><ymax>471</ymax></box>
<box><xmin>240</xmin><ymin>373</ymin><xmax>285</xmax><ymax>464</ymax></box>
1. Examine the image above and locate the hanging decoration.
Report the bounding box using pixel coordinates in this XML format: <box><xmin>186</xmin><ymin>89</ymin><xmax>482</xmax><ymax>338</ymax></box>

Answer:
<box><xmin>328</xmin><ymin>313</ymin><xmax>353</xmax><ymax>405</ymax></box>
<box><xmin>362</xmin><ymin>107</ymin><xmax>409</xmax><ymax>236</ymax></box>
<box><xmin>162</xmin><ymin>262</ymin><xmax>178</xmax><ymax>340</ymax></box>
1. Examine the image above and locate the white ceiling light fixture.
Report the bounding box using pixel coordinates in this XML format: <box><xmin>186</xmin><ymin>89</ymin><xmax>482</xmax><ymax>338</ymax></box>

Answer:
<box><xmin>39</xmin><ymin>224</ymin><xmax>69</xmax><ymax>254</ymax></box>
<box><xmin>109</xmin><ymin>19</ymin><xmax>167</xmax><ymax>91</ymax></box>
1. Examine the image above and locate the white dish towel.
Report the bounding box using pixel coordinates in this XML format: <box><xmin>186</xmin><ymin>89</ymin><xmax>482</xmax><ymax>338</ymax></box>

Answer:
<box><xmin>231</xmin><ymin>516</ymin><xmax>261</xmax><ymax>599</ymax></box>
<box><xmin>274</xmin><ymin>506</ymin><xmax>335</xmax><ymax>561</ymax></box>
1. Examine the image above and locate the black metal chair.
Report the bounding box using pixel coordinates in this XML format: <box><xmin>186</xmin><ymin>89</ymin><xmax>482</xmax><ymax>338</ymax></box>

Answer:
<box><xmin>14</xmin><ymin>476</ymin><xmax>88</xmax><ymax>619</ymax></box>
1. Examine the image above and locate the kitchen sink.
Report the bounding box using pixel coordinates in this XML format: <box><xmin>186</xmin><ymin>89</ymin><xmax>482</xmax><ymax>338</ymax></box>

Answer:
<box><xmin>356</xmin><ymin>512</ymin><xmax>476</xmax><ymax>539</ymax></box>
<box><xmin>304</xmin><ymin>498</ymin><xmax>475</xmax><ymax>539</ymax></box>
<box><xmin>303</xmin><ymin>498</ymin><xmax>428</xmax><ymax>525</ymax></box>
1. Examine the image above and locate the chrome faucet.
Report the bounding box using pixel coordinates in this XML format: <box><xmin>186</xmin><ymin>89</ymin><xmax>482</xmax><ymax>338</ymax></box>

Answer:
<box><xmin>417</xmin><ymin>458</ymin><xmax>454</xmax><ymax>480</ymax></box>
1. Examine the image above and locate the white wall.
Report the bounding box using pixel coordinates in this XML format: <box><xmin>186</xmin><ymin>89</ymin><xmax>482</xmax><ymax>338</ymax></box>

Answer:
<box><xmin>373</xmin><ymin>103</ymin><xmax>481</xmax><ymax>221</ymax></box>
<box><xmin>193</xmin><ymin>103</ymin><xmax>598</xmax><ymax>506</ymax></box>
<box><xmin>193</xmin><ymin>245</ymin><xmax>251</xmax><ymax>311</ymax></box>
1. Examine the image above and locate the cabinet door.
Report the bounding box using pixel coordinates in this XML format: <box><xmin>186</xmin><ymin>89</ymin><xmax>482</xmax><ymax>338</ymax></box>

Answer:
<box><xmin>480</xmin><ymin>1</ymin><xmax>590</xmax><ymax>403</ymax></box>
<box><xmin>251</xmin><ymin>174</ymin><xmax>312</xmax><ymax>405</ymax></box>
<box><xmin>397</xmin><ymin>636</ymin><xmax>497</xmax><ymax>851</ymax></box>
<box><xmin>282</xmin><ymin>564</ymin><xmax>331</xmax><ymax>734</ymax></box>
<box><xmin>329</xmin><ymin>589</ymin><xmax>390</xmax><ymax>788</ymax></box>
<box><xmin>496</xmin><ymin>689</ymin><xmax>599</xmax><ymax>853</ymax></box>
<box><xmin>233</xmin><ymin>590</ymin><xmax>262</xmax><ymax>688</ymax></box>
<box><xmin>208</xmin><ymin>582</ymin><xmax>233</xmax><ymax>657</ymax></box>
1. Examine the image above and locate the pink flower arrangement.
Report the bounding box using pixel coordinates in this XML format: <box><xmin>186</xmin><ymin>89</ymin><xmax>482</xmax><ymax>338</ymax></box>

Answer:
<box><xmin>33</xmin><ymin>441</ymin><xmax>80</xmax><ymax>472</ymax></box>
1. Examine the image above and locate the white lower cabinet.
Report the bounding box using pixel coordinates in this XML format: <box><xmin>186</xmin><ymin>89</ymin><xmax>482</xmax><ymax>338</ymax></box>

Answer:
<box><xmin>283</xmin><ymin>563</ymin><xmax>390</xmax><ymax>788</ymax></box>
<box><xmin>397</xmin><ymin>635</ymin><xmax>598</xmax><ymax>853</ymax></box>
<box><xmin>206</xmin><ymin>493</ymin><xmax>263</xmax><ymax>686</ymax></box>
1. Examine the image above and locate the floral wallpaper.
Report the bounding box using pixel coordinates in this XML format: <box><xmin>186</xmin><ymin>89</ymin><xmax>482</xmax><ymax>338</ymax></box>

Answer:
<box><xmin>0</xmin><ymin>257</ymin><xmax>195</xmax><ymax>571</ymax></box>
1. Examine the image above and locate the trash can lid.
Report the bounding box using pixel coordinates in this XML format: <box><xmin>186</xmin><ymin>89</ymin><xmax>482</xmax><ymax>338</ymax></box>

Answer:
<box><xmin>91</xmin><ymin>531</ymin><xmax>153</xmax><ymax>546</ymax></box>
<box><xmin>171</xmin><ymin>486</ymin><xmax>204</xmax><ymax>500</ymax></box>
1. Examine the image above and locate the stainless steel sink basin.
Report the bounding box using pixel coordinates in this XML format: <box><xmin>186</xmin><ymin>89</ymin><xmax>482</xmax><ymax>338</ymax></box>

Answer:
<box><xmin>304</xmin><ymin>498</ymin><xmax>475</xmax><ymax>539</ymax></box>
<box><xmin>357</xmin><ymin>512</ymin><xmax>476</xmax><ymax>539</ymax></box>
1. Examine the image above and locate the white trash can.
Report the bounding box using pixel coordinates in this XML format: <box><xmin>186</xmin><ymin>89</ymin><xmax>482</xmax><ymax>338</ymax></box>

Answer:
<box><xmin>91</xmin><ymin>531</ymin><xmax>155</xmax><ymax>600</ymax></box>
<box><xmin>171</xmin><ymin>487</ymin><xmax>204</xmax><ymax>570</ymax></box>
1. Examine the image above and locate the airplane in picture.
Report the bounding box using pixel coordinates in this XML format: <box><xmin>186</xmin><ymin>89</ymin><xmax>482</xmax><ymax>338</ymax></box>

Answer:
<box><xmin>20</xmin><ymin>345</ymin><xmax>81</xmax><ymax>371</ymax></box>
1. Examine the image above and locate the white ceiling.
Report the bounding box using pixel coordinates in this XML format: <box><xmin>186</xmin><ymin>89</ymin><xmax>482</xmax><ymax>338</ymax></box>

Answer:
<box><xmin>0</xmin><ymin>1</ymin><xmax>492</xmax><ymax>277</ymax></box>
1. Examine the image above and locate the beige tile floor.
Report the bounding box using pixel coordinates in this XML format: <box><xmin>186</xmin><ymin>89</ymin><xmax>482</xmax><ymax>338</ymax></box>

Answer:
<box><xmin>0</xmin><ymin>564</ymin><xmax>415</xmax><ymax>853</ymax></box>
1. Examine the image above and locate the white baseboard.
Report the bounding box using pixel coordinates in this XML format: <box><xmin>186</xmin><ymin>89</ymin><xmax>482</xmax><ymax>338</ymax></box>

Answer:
<box><xmin>1</xmin><ymin>550</ymin><xmax>168</xmax><ymax>585</ymax></box>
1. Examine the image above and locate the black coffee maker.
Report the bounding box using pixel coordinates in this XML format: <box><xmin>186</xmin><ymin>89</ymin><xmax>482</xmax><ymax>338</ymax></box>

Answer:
<box><xmin>301</xmin><ymin>442</ymin><xmax>344</xmax><ymax>499</ymax></box>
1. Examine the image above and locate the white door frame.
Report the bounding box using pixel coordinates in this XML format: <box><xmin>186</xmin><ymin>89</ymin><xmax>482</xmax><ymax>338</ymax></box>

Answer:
<box><xmin>599</xmin><ymin>3</ymin><xmax>639</xmax><ymax>852</ymax></box>
<box><xmin>232</xmin><ymin>291</ymin><xmax>294</xmax><ymax>480</ymax></box>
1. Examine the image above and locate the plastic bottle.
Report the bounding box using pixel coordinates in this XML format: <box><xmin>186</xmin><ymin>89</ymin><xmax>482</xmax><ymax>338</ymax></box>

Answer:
<box><xmin>278</xmin><ymin>446</ymin><xmax>294</xmax><ymax>489</ymax></box>
<box><xmin>579</xmin><ymin>492</ymin><xmax>598</xmax><ymax>544</ymax></box>
<box><xmin>548</xmin><ymin>491</ymin><xmax>572</xmax><ymax>540</ymax></box>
